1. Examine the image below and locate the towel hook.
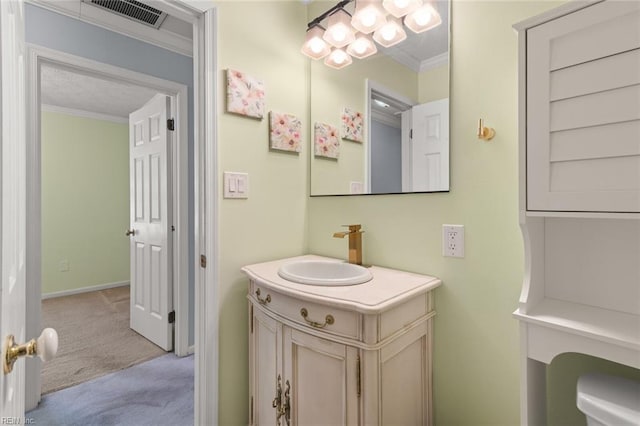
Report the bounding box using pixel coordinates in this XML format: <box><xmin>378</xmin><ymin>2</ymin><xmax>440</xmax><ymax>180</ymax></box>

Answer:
<box><xmin>477</xmin><ymin>119</ymin><xmax>495</xmax><ymax>141</ymax></box>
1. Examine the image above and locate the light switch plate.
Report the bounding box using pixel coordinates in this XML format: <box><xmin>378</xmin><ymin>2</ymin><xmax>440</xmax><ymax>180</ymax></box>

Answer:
<box><xmin>442</xmin><ymin>224</ymin><xmax>464</xmax><ymax>258</ymax></box>
<box><xmin>350</xmin><ymin>181</ymin><xmax>364</xmax><ymax>194</ymax></box>
<box><xmin>223</xmin><ymin>172</ymin><xmax>249</xmax><ymax>199</ymax></box>
<box><xmin>59</xmin><ymin>260</ymin><xmax>69</xmax><ymax>272</ymax></box>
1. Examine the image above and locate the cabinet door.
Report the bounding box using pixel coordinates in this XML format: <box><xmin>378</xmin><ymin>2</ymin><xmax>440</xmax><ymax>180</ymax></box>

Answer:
<box><xmin>527</xmin><ymin>1</ymin><xmax>640</xmax><ymax>213</ymax></box>
<box><xmin>250</xmin><ymin>306</ymin><xmax>282</xmax><ymax>426</ymax></box>
<box><xmin>379</xmin><ymin>325</ymin><xmax>432</xmax><ymax>426</ymax></box>
<box><xmin>283</xmin><ymin>327</ymin><xmax>359</xmax><ymax>425</ymax></box>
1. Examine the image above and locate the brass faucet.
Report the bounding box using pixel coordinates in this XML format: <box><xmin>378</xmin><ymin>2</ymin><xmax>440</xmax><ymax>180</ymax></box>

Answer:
<box><xmin>333</xmin><ymin>224</ymin><xmax>364</xmax><ymax>265</ymax></box>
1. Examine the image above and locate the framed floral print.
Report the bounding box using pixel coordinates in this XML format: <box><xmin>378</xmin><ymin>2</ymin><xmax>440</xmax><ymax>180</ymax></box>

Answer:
<box><xmin>341</xmin><ymin>107</ymin><xmax>364</xmax><ymax>142</ymax></box>
<box><xmin>226</xmin><ymin>69</ymin><xmax>265</xmax><ymax>119</ymax></box>
<box><xmin>269</xmin><ymin>111</ymin><xmax>302</xmax><ymax>153</ymax></box>
<box><xmin>314</xmin><ymin>122</ymin><xmax>340</xmax><ymax>159</ymax></box>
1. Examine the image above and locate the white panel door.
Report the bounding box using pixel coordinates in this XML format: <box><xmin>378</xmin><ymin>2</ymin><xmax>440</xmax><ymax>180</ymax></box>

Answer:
<box><xmin>1</xmin><ymin>0</ymin><xmax>26</xmax><ymax>417</ymax></box>
<box><xmin>129</xmin><ymin>94</ymin><xmax>173</xmax><ymax>351</ymax></box>
<box><xmin>410</xmin><ymin>98</ymin><xmax>449</xmax><ymax>192</ymax></box>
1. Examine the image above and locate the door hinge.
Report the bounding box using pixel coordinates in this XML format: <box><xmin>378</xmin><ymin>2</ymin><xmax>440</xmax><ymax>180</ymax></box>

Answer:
<box><xmin>168</xmin><ymin>310</ymin><xmax>175</xmax><ymax>323</ymax></box>
<box><xmin>357</xmin><ymin>354</ymin><xmax>361</xmax><ymax>398</ymax></box>
<box><xmin>250</xmin><ymin>396</ymin><xmax>254</xmax><ymax>424</ymax></box>
<box><xmin>410</xmin><ymin>128</ymin><xmax>413</xmax><ymax>139</ymax></box>
<box><xmin>171</xmin><ymin>225</ymin><xmax>175</xmax><ymax>232</ymax></box>
<box><xmin>167</xmin><ymin>118</ymin><xmax>175</xmax><ymax>131</ymax></box>
<box><xmin>200</xmin><ymin>254</ymin><xmax>207</xmax><ymax>268</ymax></box>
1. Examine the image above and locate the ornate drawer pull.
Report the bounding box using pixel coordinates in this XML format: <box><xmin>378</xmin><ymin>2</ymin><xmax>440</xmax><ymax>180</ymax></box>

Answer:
<box><xmin>300</xmin><ymin>308</ymin><xmax>334</xmax><ymax>329</ymax></box>
<box><xmin>255</xmin><ymin>288</ymin><xmax>271</xmax><ymax>305</ymax></box>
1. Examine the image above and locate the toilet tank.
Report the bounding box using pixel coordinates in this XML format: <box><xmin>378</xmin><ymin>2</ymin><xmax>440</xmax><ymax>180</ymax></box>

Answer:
<box><xmin>577</xmin><ymin>373</ymin><xmax>640</xmax><ymax>426</ymax></box>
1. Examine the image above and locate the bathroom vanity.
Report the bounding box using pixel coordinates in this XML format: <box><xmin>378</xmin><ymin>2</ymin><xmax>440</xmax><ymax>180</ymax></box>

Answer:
<box><xmin>242</xmin><ymin>255</ymin><xmax>442</xmax><ymax>426</ymax></box>
<box><xmin>513</xmin><ymin>1</ymin><xmax>640</xmax><ymax>424</ymax></box>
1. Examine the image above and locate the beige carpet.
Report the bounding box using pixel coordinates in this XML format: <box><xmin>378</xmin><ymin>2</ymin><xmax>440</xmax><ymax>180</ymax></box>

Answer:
<box><xmin>41</xmin><ymin>286</ymin><xmax>166</xmax><ymax>394</ymax></box>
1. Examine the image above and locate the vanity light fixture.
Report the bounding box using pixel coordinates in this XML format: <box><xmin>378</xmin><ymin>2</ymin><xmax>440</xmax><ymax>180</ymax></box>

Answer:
<box><xmin>304</xmin><ymin>0</ymin><xmax>443</xmax><ymax>69</ymax></box>
<box><xmin>324</xmin><ymin>48</ymin><xmax>353</xmax><ymax>69</ymax></box>
<box><xmin>382</xmin><ymin>0</ymin><xmax>422</xmax><ymax>18</ymax></box>
<box><xmin>323</xmin><ymin>8</ymin><xmax>356</xmax><ymax>48</ymax></box>
<box><xmin>351</xmin><ymin>0</ymin><xmax>387</xmax><ymax>34</ymax></box>
<box><xmin>347</xmin><ymin>33</ymin><xmax>378</xmax><ymax>59</ymax></box>
<box><xmin>404</xmin><ymin>3</ymin><xmax>442</xmax><ymax>33</ymax></box>
<box><xmin>301</xmin><ymin>24</ymin><xmax>332</xmax><ymax>59</ymax></box>
<box><xmin>373</xmin><ymin>16</ymin><xmax>407</xmax><ymax>47</ymax></box>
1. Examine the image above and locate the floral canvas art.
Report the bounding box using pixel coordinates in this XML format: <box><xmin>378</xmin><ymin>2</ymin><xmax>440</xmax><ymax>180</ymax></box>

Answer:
<box><xmin>341</xmin><ymin>107</ymin><xmax>364</xmax><ymax>142</ymax></box>
<box><xmin>269</xmin><ymin>111</ymin><xmax>302</xmax><ymax>153</ymax></box>
<box><xmin>226</xmin><ymin>69</ymin><xmax>265</xmax><ymax>119</ymax></box>
<box><xmin>314</xmin><ymin>122</ymin><xmax>340</xmax><ymax>159</ymax></box>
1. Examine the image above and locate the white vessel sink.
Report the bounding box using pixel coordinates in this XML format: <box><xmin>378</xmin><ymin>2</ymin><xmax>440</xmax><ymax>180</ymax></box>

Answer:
<box><xmin>278</xmin><ymin>260</ymin><xmax>373</xmax><ymax>286</ymax></box>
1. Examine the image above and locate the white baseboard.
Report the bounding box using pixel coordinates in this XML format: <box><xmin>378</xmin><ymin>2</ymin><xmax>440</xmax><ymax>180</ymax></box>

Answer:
<box><xmin>42</xmin><ymin>280</ymin><xmax>130</xmax><ymax>300</ymax></box>
<box><xmin>187</xmin><ymin>345</ymin><xmax>195</xmax><ymax>355</ymax></box>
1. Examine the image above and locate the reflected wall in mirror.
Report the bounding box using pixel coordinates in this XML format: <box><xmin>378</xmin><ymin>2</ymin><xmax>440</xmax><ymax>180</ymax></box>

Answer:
<box><xmin>309</xmin><ymin>0</ymin><xmax>450</xmax><ymax>196</ymax></box>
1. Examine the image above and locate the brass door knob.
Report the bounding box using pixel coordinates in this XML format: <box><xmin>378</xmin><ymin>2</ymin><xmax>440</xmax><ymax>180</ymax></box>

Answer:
<box><xmin>125</xmin><ymin>229</ymin><xmax>135</xmax><ymax>236</ymax></box>
<box><xmin>4</xmin><ymin>328</ymin><xmax>58</xmax><ymax>374</ymax></box>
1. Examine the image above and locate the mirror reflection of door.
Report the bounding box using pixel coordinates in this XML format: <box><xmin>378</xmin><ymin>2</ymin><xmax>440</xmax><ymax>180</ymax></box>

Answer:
<box><xmin>369</xmin><ymin>89</ymin><xmax>449</xmax><ymax>194</ymax></box>
<box><xmin>405</xmin><ymin>98</ymin><xmax>450</xmax><ymax>192</ymax></box>
<box><xmin>369</xmin><ymin>89</ymin><xmax>413</xmax><ymax>194</ymax></box>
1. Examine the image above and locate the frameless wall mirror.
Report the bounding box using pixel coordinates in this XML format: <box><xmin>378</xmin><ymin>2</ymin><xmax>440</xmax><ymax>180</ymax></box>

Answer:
<box><xmin>308</xmin><ymin>0</ymin><xmax>450</xmax><ymax>196</ymax></box>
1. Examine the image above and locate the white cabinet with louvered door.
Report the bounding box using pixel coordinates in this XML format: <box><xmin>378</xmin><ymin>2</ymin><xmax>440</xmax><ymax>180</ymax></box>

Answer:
<box><xmin>526</xmin><ymin>0</ymin><xmax>640</xmax><ymax>213</ymax></box>
<box><xmin>514</xmin><ymin>2</ymin><xmax>640</xmax><ymax>425</ymax></box>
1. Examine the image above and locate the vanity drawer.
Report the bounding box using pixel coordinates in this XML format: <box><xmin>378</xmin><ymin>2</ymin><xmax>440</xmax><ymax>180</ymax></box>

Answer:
<box><xmin>249</xmin><ymin>281</ymin><xmax>361</xmax><ymax>341</ymax></box>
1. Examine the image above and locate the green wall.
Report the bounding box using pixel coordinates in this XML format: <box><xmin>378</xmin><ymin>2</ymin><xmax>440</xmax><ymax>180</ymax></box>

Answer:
<box><xmin>41</xmin><ymin>111</ymin><xmax>129</xmax><ymax>295</ymax></box>
<box><xmin>215</xmin><ymin>2</ymin><xmax>309</xmax><ymax>424</ymax></box>
<box><xmin>308</xmin><ymin>1</ymin><xmax>559</xmax><ymax>425</ymax></box>
<box><xmin>419</xmin><ymin>63</ymin><xmax>449</xmax><ymax>103</ymax></box>
<box><xmin>215</xmin><ymin>1</ymin><xmax>639</xmax><ymax>425</ymax></box>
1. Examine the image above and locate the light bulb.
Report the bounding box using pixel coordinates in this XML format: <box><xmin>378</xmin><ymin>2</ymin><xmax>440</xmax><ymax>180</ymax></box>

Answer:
<box><xmin>301</xmin><ymin>25</ymin><xmax>330</xmax><ymax>59</ymax></box>
<box><xmin>373</xmin><ymin>16</ymin><xmax>406</xmax><ymax>47</ymax></box>
<box><xmin>309</xmin><ymin>38</ymin><xmax>324</xmax><ymax>54</ymax></box>
<box><xmin>334</xmin><ymin>27</ymin><xmax>347</xmax><ymax>42</ymax></box>
<box><xmin>413</xmin><ymin>8</ymin><xmax>431</xmax><ymax>25</ymax></box>
<box><xmin>360</xmin><ymin>10</ymin><xmax>376</xmax><ymax>28</ymax></box>
<box><xmin>394</xmin><ymin>0</ymin><xmax>410</xmax><ymax>8</ymax></box>
<box><xmin>380</xmin><ymin>24</ymin><xmax>397</xmax><ymax>41</ymax></box>
<box><xmin>347</xmin><ymin>34</ymin><xmax>377</xmax><ymax>59</ymax></box>
<box><xmin>333</xmin><ymin>50</ymin><xmax>348</xmax><ymax>64</ymax></box>
<box><xmin>352</xmin><ymin>39</ymin><xmax>368</xmax><ymax>54</ymax></box>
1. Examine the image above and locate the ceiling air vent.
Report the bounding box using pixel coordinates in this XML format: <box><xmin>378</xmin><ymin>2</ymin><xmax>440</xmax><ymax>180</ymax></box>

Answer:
<box><xmin>82</xmin><ymin>0</ymin><xmax>168</xmax><ymax>29</ymax></box>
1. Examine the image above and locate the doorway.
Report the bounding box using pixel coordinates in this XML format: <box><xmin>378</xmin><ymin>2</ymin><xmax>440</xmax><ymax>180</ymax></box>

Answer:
<box><xmin>25</xmin><ymin>45</ymin><xmax>190</xmax><ymax>408</ymax></box>
<box><xmin>366</xmin><ymin>80</ymin><xmax>416</xmax><ymax>194</ymax></box>
<box><xmin>367</xmin><ymin>80</ymin><xmax>450</xmax><ymax>193</ymax></box>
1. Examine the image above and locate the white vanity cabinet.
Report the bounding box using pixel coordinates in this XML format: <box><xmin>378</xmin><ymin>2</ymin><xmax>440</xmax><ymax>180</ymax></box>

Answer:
<box><xmin>514</xmin><ymin>2</ymin><xmax>640</xmax><ymax>424</ymax></box>
<box><xmin>243</xmin><ymin>255</ymin><xmax>442</xmax><ymax>426</ymax></box>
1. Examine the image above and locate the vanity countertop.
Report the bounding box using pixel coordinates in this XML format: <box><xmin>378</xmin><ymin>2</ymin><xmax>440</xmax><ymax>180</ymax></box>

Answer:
<box><xmin>242</xmin><ymin>254</ymin><xmax>442</xmax><ymax>314</ymax></box>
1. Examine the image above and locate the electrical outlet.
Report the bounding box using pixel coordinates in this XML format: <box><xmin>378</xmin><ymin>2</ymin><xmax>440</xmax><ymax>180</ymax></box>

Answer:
<box><xmin>442</xmin><ymin>225</ymin><xmax>464</xmax><ymax>258</ymax></box>
<box><xmin>59</xmin><ymin>260</ymin><xmax>69</xmax><ymax>272</ymax></box>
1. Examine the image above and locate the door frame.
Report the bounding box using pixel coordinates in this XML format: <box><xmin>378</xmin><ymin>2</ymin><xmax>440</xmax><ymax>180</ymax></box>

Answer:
<box><xmin>25</xmin><ymin>43</ymin><xmax>189</xmax><ymax>401</ymax></box>
<box><xmin>21</xmin><ymin>1</ymin><xmax>219</xmax><ymax>423</ymax></box>
<box><xmin>365</xmin><ymin>79</ymin><xmax>416</xmax><ymax>193</ymax></box>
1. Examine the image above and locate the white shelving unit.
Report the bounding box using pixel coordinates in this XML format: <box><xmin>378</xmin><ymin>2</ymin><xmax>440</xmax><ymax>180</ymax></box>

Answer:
<box><xmin>513</xmin><ymin>1</ymin><xmax>640</xmax><ymax>424</ymax></box>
